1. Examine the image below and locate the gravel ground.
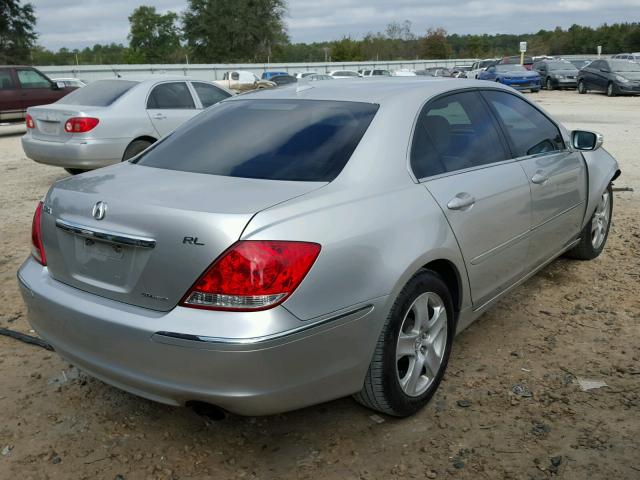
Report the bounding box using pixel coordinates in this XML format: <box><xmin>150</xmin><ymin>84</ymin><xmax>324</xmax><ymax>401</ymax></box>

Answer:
<box><xmin>0</xmin><ymin>90</ymin><xmax>638</xmax><ymax>480</ymax></box>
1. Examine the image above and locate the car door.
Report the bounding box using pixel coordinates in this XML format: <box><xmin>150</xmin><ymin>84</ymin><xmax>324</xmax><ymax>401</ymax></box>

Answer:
<box><xmin>580</xmin><ymin>61</ymin><xmax>599</xmax><ymax>90</ymax></box>
<box><xmin>190</xmin><ymin>82</ymin><xmax>231</xmax><ymax>109</ymax></box>
<box><xmin>411</xmin><ymin>90</ymin><xmax>533</xmax><ymax>307</ymax></box>
<box><xmin>0</xmin><ymin>68</ymin><xmax>22</xmax><ymax>122</ymax></box>
<box><xmin>589</xmin><ymin>60</ymin><xmax>608</xmax><ymax>91</ymax></box>
<box><xmin>146</xmin><ymin>81</ymin><xmax>197</xmax><ymax>137</ymax></box>
<box><xmin>15</xmin><ymin>68</ymin><xmax>61</xmax><ymax>109</ymax></box>
<box><xmin>481</xmin><ymin>90</ymin><xmax>587</xmax><ymax>269</ymax></box>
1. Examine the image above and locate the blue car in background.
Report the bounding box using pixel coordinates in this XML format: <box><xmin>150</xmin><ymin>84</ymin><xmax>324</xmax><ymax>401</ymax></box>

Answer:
<box><xmin>261</xmin><ymin>71</ymin><xmax>288</xmax><ymax>80</ymax></box>
<box><xmin>478</xmin><ymin>64</ymin><xmax>541</xmax><ymax>92</ymax></box>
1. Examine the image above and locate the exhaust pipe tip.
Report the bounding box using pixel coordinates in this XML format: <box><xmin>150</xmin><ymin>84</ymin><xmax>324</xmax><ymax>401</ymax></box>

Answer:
<box><xmin>186</xmin><ymin>401</ymin><xmax>226</xmax><ymax>421</ymax></box>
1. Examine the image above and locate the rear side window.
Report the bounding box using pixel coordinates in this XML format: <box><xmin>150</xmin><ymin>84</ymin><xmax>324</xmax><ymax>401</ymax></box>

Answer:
<box><xmin>410</xmin><ymin>91</ymin><xmax>508</xmax><ymax>179</ymax></box>
<box><xmin>135</xmin><ymin>99</ymin><xmax>378</xmax><ymax>182</ymax></box>
<box><xmin>17</xmin><ymin>69</ymin><xmax>51</xmax><ymax>89</ymax></box>
<box><xmin>147</xmin><ymin>82</ymin><xmax>195</xmax><ymax>109</ymax></box>
<box><xmin>192</xmin><ymin>82</ymin><xmax>230</xmax><ymax>108</ymax></box>
<box><xmin>0</xmin><ymin>69</ymin><xmax>15</xmax><ymax>89</ymax></box>
<box><xmin>59</xmin><ymin>80</ymin><xmax>138</xmax><ymax>106</ymax></box>
<box><xmin>482</xmin><ymin>91</ymin><xmax>564</xmax><ymax>157</ymax></box>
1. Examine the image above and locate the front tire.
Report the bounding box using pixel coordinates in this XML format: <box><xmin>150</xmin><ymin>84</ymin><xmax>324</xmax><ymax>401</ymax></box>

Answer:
<box><xmin>566</xmin><ymin>184</ymin><xmax>613</xmax><ymax>260</ymax></box>
<box><xmin>354</xmin><ymin>270</ymin><xmax>455</xmax><ymax>417</ymax></box>
<box><xmin>64</xmin><ymin>168</ymin><xmax>87</xmax><ymax>175</ymax></box>
<box><xmin>546</xmin><ymin>77</ymin><xmax>554</xmax><ymax>90</ymax></box>
<box><xmin>578</xmin><ymin>80</ymin><xmax>587</xmax><ymax>94</ymax></box>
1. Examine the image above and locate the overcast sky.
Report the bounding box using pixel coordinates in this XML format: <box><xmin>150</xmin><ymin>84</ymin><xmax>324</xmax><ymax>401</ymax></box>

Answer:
<box><xmin>31</xmin><ymin>0</ymin><xmax>640</xmax><ymax>50</ymax></box>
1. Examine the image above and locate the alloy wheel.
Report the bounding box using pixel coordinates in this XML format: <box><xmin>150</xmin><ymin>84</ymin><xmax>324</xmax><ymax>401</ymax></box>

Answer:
<box><xmin>396</xmin><ymin>292</ymin><xmax>448</xmax><ymax>397</ymax></box>
<box><xmin>591</xmin><ymin>190</ymin><xmax>611</xmax><ymax>249</ymax></box>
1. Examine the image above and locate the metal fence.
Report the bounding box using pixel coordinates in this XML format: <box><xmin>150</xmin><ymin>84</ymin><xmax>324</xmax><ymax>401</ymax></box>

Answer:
<box><xmin>36</xmin><ymin>54</ymin><xmax>610</xmax><ymax>84</ymax></box>
<box><xmin>37</xmin><ymin>59</ymin><xmax>478</xmax><ymax>83</ymax></box>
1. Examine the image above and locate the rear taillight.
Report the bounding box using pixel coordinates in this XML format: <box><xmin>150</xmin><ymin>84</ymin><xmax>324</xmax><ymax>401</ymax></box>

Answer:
<box><xmin>64</xmin><ymin>117</ymin><xmax>99</xmax><ymax>133</ymax></box>
<box><xmin>31</xmin><ymin>202</ymin><xmax>47</xmax><ymax>265</ymax></box>
<box><xmin>25</xmin><ymin>114</ymin><xmax>34</xmax><ymax>129</ymax></box>
<box><xmin>181</xmin><ymin>240</ymin><xmax>321</xmax><ymax>311</ymax></box>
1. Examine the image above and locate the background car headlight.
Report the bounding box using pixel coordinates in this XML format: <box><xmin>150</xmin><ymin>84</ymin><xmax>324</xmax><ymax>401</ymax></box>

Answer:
<box><xmin>615</xmin><ymin>75</ymin><xmax>629</xmax><ymax>83</ymax></box>
<box><xmin>555</xmin><ymin>75</ymin><xmax>565</xmax><ymax>79</ymax></box>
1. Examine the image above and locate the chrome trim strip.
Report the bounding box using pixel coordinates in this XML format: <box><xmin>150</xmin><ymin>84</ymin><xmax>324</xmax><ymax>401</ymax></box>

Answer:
<box><xmin>154</xmin><ymin>304</ymin><xmax>374</xmax><ymax>346</ymax></box>
<box><xmin>55</xmin><ymin>219</ymin><xmax>156</xmax><ymax>249</ymax></box>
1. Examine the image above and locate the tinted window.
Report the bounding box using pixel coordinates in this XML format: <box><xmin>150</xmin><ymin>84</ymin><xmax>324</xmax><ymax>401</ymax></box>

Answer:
<box><xmin>147</xmin><ymin>82</ymin><xmax>194</xmax><ymax>109</ymax></box>
<box><xmin>588</xmin><ymin>60</ymin><xmax>603</xmax><ymax>70</ymax></box>
<box><xmin>135</xmin><ymin>99</ymin><xmax>378</xmax><ymax>182</ymax></box>
<box><xmin>0</xmin><ymin>69</ymin><xmax>15</xmax><ymax>89</ymax></box>
<box><xmin>58</xmin><ymin>80</ymin><xmax>138</xmax><ymax>106</ymax></box>
<box><xmin>192</xmin><ymin>82</ymin><xmax>230</xmax><ymax>108</ymax></box>
<box><xmin>482</xmin><ymin>91</ymin><xmax>564</xmax><ymax>157</ymax></box>
<box><xmin>17</xmin><ymin>69</ymin><xmax>51</xmax><ymax>89</ymax></box>
<box><xmin>411</xmin><ymin>91</ymin><xmax>508</xmax><ymax>179</ymax></box>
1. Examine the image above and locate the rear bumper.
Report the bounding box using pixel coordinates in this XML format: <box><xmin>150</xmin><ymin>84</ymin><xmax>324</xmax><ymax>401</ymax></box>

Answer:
<box><xmin>21</xmin><ymin>134</ymin><xmax>129</xmax><ymax>169</ymax></box>
<box><xmin>17</xmin><ymin>258</ymin><xmax>386</xmax><ymax>415</ymax></box>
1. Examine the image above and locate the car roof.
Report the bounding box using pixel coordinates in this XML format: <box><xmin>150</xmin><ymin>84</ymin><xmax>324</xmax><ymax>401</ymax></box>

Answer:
<box><xmin>94</xmin><ymin>75</ymin><xmax>210</xmax><ymax>84</ymax></box>
<box><xmin>229</xmin><ymin>77</ymin><xmax>515</xmax><ymax>106</ymax></box>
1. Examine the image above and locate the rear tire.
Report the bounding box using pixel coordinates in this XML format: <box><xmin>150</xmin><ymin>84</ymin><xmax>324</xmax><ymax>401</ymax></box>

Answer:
<box><xmin>353</xmin><ymin>270</ymin><xmax>455</xmax><ymax>417</ymax></box>
<box><xmin>566</xmin><ymin>184</ymin><xmax>613</xmax><ymax>260</ymax></box>
<box><xmin>578</xmin><ymin>80</ymin><xmax>587</xmax><ymax>94</ymax></box>
<box><xmin>606</xmin><ymin>82</ymin><xmax>616</xmax><ymax>97</ymax></box>
<box><xmin>64</xmin><ymin>168</ymin><xmax>86</xmax><ymax>175</ymax></box>
<box><xmin>531</xmin><ymin>88</ymin><xmax>540</xmax><ymax>93</ymax></box>
<box><xmin>122</xmin><ymin>139</ymin><xmax>153</xmax><ymax>161</ymax></box>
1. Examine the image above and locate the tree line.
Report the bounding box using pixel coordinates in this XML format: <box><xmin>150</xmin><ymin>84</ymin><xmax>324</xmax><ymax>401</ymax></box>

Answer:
<box><xmin>2</xmin><ymin>0</ymin><xmax>640</xmax><ymax>66</ymax></box>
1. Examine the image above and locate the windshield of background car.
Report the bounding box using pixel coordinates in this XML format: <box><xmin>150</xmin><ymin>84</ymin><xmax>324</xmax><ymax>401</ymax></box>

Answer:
<box><xmin>610</xmin><ymin>61</ymin><xmax>640</xmax><ymax>72</ymax></box>
<box><xmin>496</xmin><ymin>65</ymin><xmax>526</xmax><ymax>72</ymax></box>
<box><xmin>135</xmin><ymin>99</ymin><xmax>379</xmax><ymax>182</ymax></box>
<box><xmin>480</xmin><ymin>60</ymin><xmax>496</xmax><ymax>68</ymax></box>
<box><xmin>57</xmin><ymin>80</ymin><xmax>138</xmax><ymax>106</ymax></box>
<box><xmin>548</xmin><ymin>62</ymin><xmax>577</xmax><ymax>71</ymax></box>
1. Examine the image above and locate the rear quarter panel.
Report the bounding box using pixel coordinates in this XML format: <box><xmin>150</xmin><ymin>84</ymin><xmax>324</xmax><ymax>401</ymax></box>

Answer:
<box><xmin>242</xmin><ymin>183</ymin><xmax>468</xmax><ymax>322</ymax></box>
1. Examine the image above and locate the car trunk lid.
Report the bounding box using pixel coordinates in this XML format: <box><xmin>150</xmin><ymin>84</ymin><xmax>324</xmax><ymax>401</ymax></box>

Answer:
<box><xmin>28</xmin><ymin>104</ymin><xmax>94</xmax><ymax>143</ymax></box>
<box><xmin>40</xmin><ymin>163</ymin><xmax>326</xmax><ymax>311</ymax></box>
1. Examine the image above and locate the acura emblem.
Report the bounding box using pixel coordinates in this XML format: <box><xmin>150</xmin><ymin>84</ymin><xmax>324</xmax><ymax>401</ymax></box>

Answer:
<box><xmin>92</xmin><ymin>201</ymin><xmax>107</xmax><ymax>220</ymax></box>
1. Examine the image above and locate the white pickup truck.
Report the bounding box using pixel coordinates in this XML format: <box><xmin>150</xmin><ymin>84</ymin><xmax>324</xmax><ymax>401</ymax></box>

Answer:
<box><xmin>214</xmin><ymin>71</ymin><xmax>276</xmax><ymax>92</ymax></box>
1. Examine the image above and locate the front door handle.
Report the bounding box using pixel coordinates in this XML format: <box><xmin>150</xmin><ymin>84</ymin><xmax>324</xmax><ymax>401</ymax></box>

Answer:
<box><xmin>447</xmin><ymin>193</ymin><xmax>476</xmax><ymax>211</ymax></box>
<box><xmin>153</xmin><ymin>113</ymin><xmax>167</xmax><ymax>120</ymax></box>
<box><xmin>531</xmin><ymin>171</ymin><xmax>549</xmax><ymax>185</ymax></box>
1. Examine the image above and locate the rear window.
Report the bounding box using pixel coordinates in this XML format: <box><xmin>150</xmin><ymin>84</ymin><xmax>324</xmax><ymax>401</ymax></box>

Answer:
<box><xmin>58</xmin><ymin>80</ymin><xmax>138</xmax><ymax>106</ymax></box>
<box><xmin>135</xmin><ymin>99</ymin><xmax>379</xmax><ymax>182</ymax></box>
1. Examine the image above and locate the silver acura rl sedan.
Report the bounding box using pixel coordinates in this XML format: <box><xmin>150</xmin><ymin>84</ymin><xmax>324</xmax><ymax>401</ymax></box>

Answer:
<box><xmin>18</xmin><ymin>78</ymin><xmax>620</xmax><ymax>417</ymax></box>
<box><xmin>21</xmin><ymin>76</ymin><xmax>232</xmax><ymax>174</ymax></box>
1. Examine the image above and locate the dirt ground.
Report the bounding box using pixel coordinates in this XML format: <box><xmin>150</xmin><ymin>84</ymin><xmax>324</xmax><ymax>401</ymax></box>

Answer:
<box><xmin>0</xmin><ymin>90</ymin><xmax>638</xmax><ymax>480</ymax></box>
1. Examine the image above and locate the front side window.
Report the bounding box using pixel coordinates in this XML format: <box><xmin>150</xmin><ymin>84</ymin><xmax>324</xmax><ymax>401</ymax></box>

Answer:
<box><xmin>147</xmin><ymin>82</ymin><xmax>195</xmax><ymax>109</ymax></box>
<box><xmin>135</xmin><ymin>99</ymin><xmax>378</xmax><ymax>182</ymax></box>
<box><xmin>17</xmin><ymin>69</ymin><xmax>51</xmax><ymax>89</ymax></box>
<box><xmin>410</xmin><ymin>91</ymin><xmax>508</xmax><ymax>179</ymax></box>
<box><xmin>0</xmin><ymin>69</ymin><xmax>15</xmax><ymax>90</ymax></box>
<box><xmin>192</xmin><ymin>82</ymin><xmax>231</xmax><ymax>108</ymax></box>
<box><xmin>482</xmin><ymin>90</ymin><xmax>564</xmax><ymax>157</ymax></box>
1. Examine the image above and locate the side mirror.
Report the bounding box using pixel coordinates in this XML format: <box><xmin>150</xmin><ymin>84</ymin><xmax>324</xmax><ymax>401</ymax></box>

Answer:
<box><xmin>600</xmin><ymin>68</ymin><xmax>610</xmax><ymax>73</ymax></box>
<box><xmin>52</xmin><ymin>81</ymin><xmax>65</xmax><ymax>90</ymax></box>
<box><xmin>571</xmin><ymin>130</ymin><xmax>603</xmax><ymax>151</ymax></box>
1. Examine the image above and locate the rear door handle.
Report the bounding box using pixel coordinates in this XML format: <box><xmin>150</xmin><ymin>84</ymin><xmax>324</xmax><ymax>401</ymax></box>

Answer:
<box><xmin>531</xmin><ymin>171</ymin><xmax>549</xmax><ymax>185</ymax></box>
<box><xmin>152</xmin><ymin>113</ymin><xmax>167</xmax><ymax>120</ymax></box>
<box><xmin>447</xmin><ymin>193</ymin><xmax>475</xmax><ymax>211</ymax></box>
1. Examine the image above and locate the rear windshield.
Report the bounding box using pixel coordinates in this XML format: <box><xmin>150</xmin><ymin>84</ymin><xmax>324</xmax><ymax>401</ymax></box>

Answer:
<box><xmin>58</xmin><ymin>80</ymin><xmax>138</xmax><ymax>106</ymax></box>
<box><xmin>135</xmin><ymin>99</ymin><xmax>379</xmax><ymax>182</ymax></box>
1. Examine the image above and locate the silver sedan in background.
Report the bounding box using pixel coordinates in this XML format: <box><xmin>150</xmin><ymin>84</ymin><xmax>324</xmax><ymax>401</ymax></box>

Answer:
<box><xmin>22</xmin><ymin>76</ymin><xmax>232</xmax><ymax>174</ymax></box>
<box><xmin>18</xmin><ymin>79</ymin><xmax>619</xmax><ymax>417</ymax></box>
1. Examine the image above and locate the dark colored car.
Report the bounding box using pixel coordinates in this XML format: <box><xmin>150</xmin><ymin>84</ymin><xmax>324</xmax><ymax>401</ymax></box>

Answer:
<box><xmin>500</xmin><ymin>56</ymin><xmax>534</xmax><ymax>70</ymax></box>
<box><xmin>533</xmin><ymin>60</ymin><xmax>579</xmax><ymax>90</ymax></box>
<box><xmin>269</xmin><ymin>74</ymin><xmax>297</xmax><ymax>86</ymax></box>
<box><xmin>261</xmin><ymin>71</ymin><xmax>288</xmax><ymax>80</ymax></box>
<box><xmin>478</xmin><ymin>64</ymin><xmax>540</xmax><ymax>92</ymax></box>
<box><xmin>577</xmin><ymin>59</ymin><xmax>640</xmax><ymax>96</ymax></box>
<box><xmin>415</xmin><ymin>68</ymin><xmax>452</xmax><ymax>77</ymax></box>
<box><xmin>0</xmin><ymin>66</ymin><xmax>77</xmax><ymax>123</ymax></box>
